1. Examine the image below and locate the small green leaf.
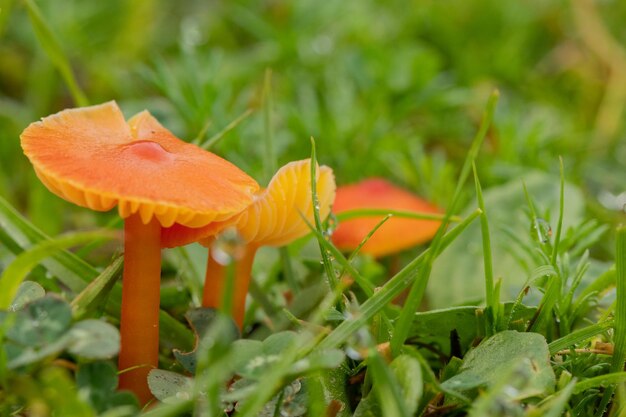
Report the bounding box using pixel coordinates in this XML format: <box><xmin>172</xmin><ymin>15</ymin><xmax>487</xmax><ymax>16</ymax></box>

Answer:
<box><xmin>408</xmin><ymin>304</ymin><xmax>536</xmax><ymax>357</ymax></box>
<box><xmin>6</xmin><ymin>295</ymin><xmax>72</xmax><ymax>346</ymax></box>
<box><xmin>233</xmin><ymin>331</ymin><xmax>299</xmax><ymax>379</ymax></box>
<box><xmin>263</xmin><ymin>331</ymin><xmax>298</xmax><ymax>355</ymax></box>
<box><xmin>68</xmin><ymin>320</ymin><xmax>120</xmax><ymax>359</ymax></box>
<box><xmin>230</xmin><ymin>339</ymin><xmax>264</xmax><ymax>376</ymax></box>
<box><xmin>173</xmin><ymin>307</ymin><xmax>239</xmax><ymax>373</ymax></box>
<box><xmin>290</xmin><ymin>349</ymin><xmax>345</xmax><ymax>376</ymax></box>
<box><xmin>389</xmin><ymin>355</ymin><xmax>423</xmax><ymax>415</ymax></box>
<box><xmin>441</xmin><ymin>330</ymin><xmax>555</xmax><ymax>398</ymax></box>
<box><xmin>147</xmin><ymin>369</ymin><xmax>193</xmax><ymax>403</ymax></box>
<box><xmin>9</xmin><ymin>281</ymin><xmax>45</xmax><ymax>311</ymax></box>
<box><xmin>77</xmin><ymin>361</ymin><xmax>139</xmax><ymax>413</ymax></box>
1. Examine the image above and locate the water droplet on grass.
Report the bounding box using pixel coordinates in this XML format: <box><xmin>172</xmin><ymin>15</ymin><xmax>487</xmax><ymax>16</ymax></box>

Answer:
<box><xmin>531</xmin><ymin>218</ymin><xmax>552</xmax><ymax>244</ymax></box>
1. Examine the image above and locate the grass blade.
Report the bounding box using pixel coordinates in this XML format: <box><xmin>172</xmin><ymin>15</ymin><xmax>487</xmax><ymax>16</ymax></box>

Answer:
<box><xmin>23</xmin><ymin>0</ymin><xmax>88</xmax><ymax>106</ymax></box>
<box><xmin>263</xmin><ymin>68</ymin><xmax>276</xmax><ymax>178</ymax></box>
<box><xmin>199</xmin><ymin>108</ymin><xmax>254</xmax><ymax>150</ymax></box>
<box><xmin>70</xmin><ymin>256</ymin><xmax>124</xmax><ymax>319</ymax></box>
<box><xmin>310</xmin><ymin>137</ymin><xmax>338</xmax><ymax>292</ymax></box>
<box><xmin>0</xmin><ymin>230</ymin><xmax>118</xmax><ymax>309</ymax></box>
<box><xmin>473</xmin><ymin>162</ymin><xmax>498</xmax><ymax>334</ymax></box>
<box><xmin>319</xmin><ymin>209</ymin><xmax>482</xmax><ymax>350</ymax></box>
<box><xmin>336</xmin><ymin>209</ymin><xmax>457</xmax><ymax>222</ymax></box>
<box><xmin>391</xmin><ymin>90</ymin><xmax>499</xmax><ymax>355</ymax></box>
<box><xmin>0</xmin><ymin>195</ymin><xmax>101</xmax><ymax>292</ymax></box>
<box><xmin>597</xmin><ymin>224</ymin><xmax>626</xmax><ymax>414</ymax></box>
<box><xmin>550</xmin><ymin>157</ymin><xmax>565</xmax><ymax>266</ymax></box>
<box><xmin>574</xmin><ymin>372</ymin><xmax>626</xmax><ymax>395</ymax></box>
<box><xmin>548</xmin><ymin>320</ymin><xmax>614</xmax><ymax>355</ymax></box>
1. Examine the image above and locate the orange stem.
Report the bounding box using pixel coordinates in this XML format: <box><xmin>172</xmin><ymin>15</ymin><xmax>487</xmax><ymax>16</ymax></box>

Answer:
<box><xmin>118</xmin><ymin>214</ymin><xmax>162</xmax><ymax>405</ymax></box>
<box><xmin>203</xmin><ymin>245</ymin><xmax>258</xmax><ymax>329</ymax></box>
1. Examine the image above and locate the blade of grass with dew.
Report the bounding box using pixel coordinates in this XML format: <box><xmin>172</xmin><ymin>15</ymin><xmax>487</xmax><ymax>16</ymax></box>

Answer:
<box><xmin>23</xmin><ymin>0</ymin><xmax>88</xmax><ymax>106</ymax></box>
<box><xmin>550</xmin><ymin>157</ymin><xmax>565</xmax><ymax>266</ymax></box>
<box><xmin>336</xmin><ymin>209</ymin><xmax>458</xmax><ymax>222</ymax></box>
<box><xmin>523</xmin><ymin>181</ymin><xmax>562</xmax><ymax>334</ymax></box>
<box><xmin>0</xmin><ymin>230</ymin><xmax>117</xmax><ymax>309</ymax></box>
<box><xmin>0</xmin><ymin>196</ymin><xmax>194</xmax><ymax>349</ymax></box>
<box><xmin>310</xmin><ymin>137</ymin><xmax>338</xmax><ymax>292</ymax></box>
<box><xmin>391</xmin><ymin>90</ymin><xmax>499</xmax><ymax>356</ymax></box>
<box><xmin>318</xmin><ymin>209</ymin><xmax>482</xmax><ymax>350</ymax></box>
<box><xmin>473</xmin><ymin>163</ymin><xmax>498</xmax><ymax>335</ymax></box>
<box><xmin>301</xmin><ymin>214</ymin><xmax>375</xmax><ymax>297</ymax></box>
<box><xmin>548</xmin><ymin>319</ymin><xmax>614</xmax><ymax>355</ymax></box>
<box><xmin>70</xmin><ymin>256</ymin><xmax>124</xmax><ymax>319</ymax></box>
<box><xmin>199</xmin><ymin>108</ymin><xmax>254</xmax><ymax>150</ymax></box>
<box><xmin>597</xmin><ymin>225</ymin><xmax>626</xmax><ymax>415</ymax></box>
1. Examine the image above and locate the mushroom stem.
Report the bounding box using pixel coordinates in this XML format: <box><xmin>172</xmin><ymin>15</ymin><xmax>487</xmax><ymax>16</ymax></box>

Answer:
<box><xmin>118</xmin><ymin>214</ymin><xmax>162</xmax><ymax>405</ymax></box>
<box><xmin>203</xmin><ymin>245</ymin><xmax>258</xmax><ymax>329</ymax></box>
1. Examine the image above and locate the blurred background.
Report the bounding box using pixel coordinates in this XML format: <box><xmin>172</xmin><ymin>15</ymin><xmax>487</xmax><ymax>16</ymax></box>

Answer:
<box><xmin>1</xmin><ymin>0</ymin><xmax>624</xmax><ymax>305</ymax></box>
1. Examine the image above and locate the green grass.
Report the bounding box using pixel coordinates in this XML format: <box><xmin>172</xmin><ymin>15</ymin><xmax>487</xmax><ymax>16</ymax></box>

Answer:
<box><xmin>1</xmin><ymin>0</ymin><xmax>625</xmax><ymax>416</ymax></box>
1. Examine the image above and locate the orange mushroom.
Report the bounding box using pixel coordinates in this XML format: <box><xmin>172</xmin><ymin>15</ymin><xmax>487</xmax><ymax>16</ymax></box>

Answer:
<box><xmin>20</xmin><ymin>101</ymin><xmax>258</xmax><ymax>404</ymax></box>
<box><xmin>331</xmin><ymin>178</ymin><xmax>441</xmax><ymax>257</ymax></box>
<box><xmin>162</xmin><ymin>159</ymin><xmax>336</xmax><ymax>328</ymax></box>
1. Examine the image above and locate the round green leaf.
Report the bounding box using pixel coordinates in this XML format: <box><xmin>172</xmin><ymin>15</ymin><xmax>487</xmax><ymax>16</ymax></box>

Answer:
<box><xmin>9</xmin><ymin>281</ymin><xmax>45</xmax><ymax>312</ymax></box>
<box><xmin>147</xmin><ymin>369</ymin><xmax>193</xmax><ymax>403</ymax></box>
<box><xmin>68</xmin><ymin>319</ymin><xmax>120</xmax><ymax>359</ymax></box>
<box><xmin>7</xmin><ymin>295</ymin><xmax>72</xmax><ymax>346</ymax></box>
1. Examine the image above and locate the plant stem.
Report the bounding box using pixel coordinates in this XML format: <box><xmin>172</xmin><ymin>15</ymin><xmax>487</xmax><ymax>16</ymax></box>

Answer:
<box><xmin>118</xmin><ymin>214</ymin><xmax>162</xmax><ymax>405</ymax></box>
<box><xmin>203</xmin><ymin>245</ymin><xmax>258</xmax><ymax>329</ymax></box>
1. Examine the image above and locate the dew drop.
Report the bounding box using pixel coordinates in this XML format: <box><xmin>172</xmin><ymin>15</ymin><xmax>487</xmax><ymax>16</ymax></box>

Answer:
<box><xmin>531</xmin><ymin>218</ymin><xmax>552</xmax><ymax>244</ymax></box>
<box><xmin>210</xmin><ymin>227</ymin><xmax>245</xmax><ymax>266</ymax></box>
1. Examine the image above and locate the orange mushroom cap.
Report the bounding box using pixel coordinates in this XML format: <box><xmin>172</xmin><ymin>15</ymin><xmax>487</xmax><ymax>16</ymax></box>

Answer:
<box><xmin>20</xmin><ymin>101</ymin><xmax>259</xmax><ymax>227</ymax></box>
<box><xmin>331</xmin><ymin>178</ymin><xmax>441</xmax><ymax>257</ymax></box>
<box><xmin>161</xmin><ymin>159</ymin><xmax>336</xmax><ymax>248</ymax></box>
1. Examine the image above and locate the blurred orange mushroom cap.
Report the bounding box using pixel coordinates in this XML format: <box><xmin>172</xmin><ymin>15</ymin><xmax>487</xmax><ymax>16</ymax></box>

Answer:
<box><xmin>331</xmin><ymin>178</ymin><xmax>441</xmax><ymax>257</ymax></box>
<box><xmin>20</xmin><ymin>101</ymin><xmax>259</xmax><ymax>227</ymax></box>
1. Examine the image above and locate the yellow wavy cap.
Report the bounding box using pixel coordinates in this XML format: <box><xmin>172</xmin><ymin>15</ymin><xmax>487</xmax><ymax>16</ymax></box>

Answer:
<box><xmin>161</xmin><ymin>159</ymin><xmax>336</xmax><ymax>248</ymax></box>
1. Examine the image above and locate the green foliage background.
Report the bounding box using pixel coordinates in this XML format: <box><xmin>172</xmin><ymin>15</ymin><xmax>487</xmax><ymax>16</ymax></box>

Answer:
<box><xmin>0</xmin><ymin>0</ymin><xmax>625</xmax><ymax>415</ymax></box>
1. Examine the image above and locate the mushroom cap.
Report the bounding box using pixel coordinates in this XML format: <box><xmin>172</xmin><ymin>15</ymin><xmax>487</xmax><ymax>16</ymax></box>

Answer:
<box><xmin>161</xmin><ymin>159</ymin><xmax>336</xmax><ymax>248</ymax></box>
<box><xmin>331</xmin><ymin>178</ymin><xmax>441</xmax><ymax>257</ymax></box>
<box><xmin>20</xmin><ymin>101</ymin><xmax>259</xmax><ymax>228</ymax></box>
